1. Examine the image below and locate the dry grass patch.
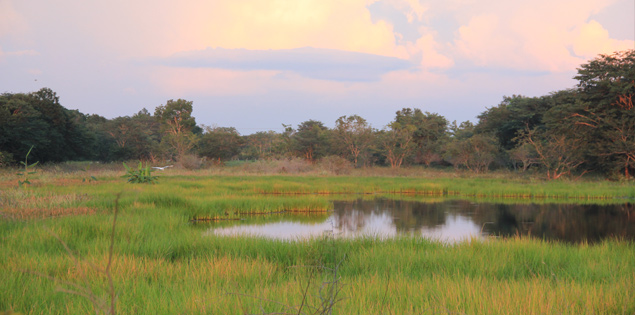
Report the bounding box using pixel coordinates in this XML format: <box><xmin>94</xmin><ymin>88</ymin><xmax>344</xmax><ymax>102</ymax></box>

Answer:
<box><xmin>0</xmin><ymin>207</ymin><xmax>97</xmax><ymax>220</ymax></box>
<box><xmin>0</xmin><ymin>190</ymin><xmax>93</xmax><ymax>220</ymax></box>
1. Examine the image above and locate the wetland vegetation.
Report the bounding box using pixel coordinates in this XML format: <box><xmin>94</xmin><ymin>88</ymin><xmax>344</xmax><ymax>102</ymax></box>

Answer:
<box><xmin>1</xmin><ymin>166</ymin><xmax>634</xmax><ymax>314</ymax></box>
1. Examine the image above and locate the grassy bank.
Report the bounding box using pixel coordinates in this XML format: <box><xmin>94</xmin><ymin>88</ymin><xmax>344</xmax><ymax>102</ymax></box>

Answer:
<box><xmin>1</xmin><ymin>169</ymin><xmax>634</xmax><ymax>314</ymax></box>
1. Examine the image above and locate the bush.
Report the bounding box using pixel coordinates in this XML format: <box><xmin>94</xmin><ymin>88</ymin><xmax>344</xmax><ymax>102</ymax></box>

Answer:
<box><xmin>122</xmin><ymin>162</ymin><xmax>158</xmax><ymax>184</ymax></box>
<box><xmin>318</xmin><ymin>155</ymin><xmax>352</xmax><ymax>175</ymax></box>
<box><xmin>238</xmin><ymin>158</ymin><xmax>314</xmax><ymax>174</ymax></box>
<box><xmin>178</xmin><ymin>154</ymin><xmax>203</xmax><ymax>170</ymax></box>
<box><xmin>0</xmin><ymin>151</ymin><xmax>14</xmax><ymax>168</ymax></box>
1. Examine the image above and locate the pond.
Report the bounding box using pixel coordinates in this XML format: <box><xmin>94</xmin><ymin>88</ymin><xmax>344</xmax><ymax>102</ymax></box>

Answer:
<box><xmin>207</xmin><ymin>198</ymin><xmax>635</xmax><ymax>243</ymax></box>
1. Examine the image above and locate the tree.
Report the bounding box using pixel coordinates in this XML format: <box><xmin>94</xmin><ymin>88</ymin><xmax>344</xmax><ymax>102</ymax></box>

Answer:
<box><xmin>568</xmin><ymin>49</ymin><xmax>635</xmax><ymax>177</ymax></box>
<box><xmin>293</xmin><ymin>120</ymin><xmax>329</xmax><ymax>162</ymax></box>
<box><xmin>379</xmin><ymin>121</ymin><xmax>416</xmax><ymax>168</ymax></box>
<box><xmin>0</xmin><ymin>92</ymin><xmax>50</xmax><ymax>162</ymax></box>
<box><xmin>333</xmin><ymin>115</ymin><xmax>374</xmax><ymax>167</ymax></box>
<box><xmin>411</xmin><ymin>112</ymin><xmax>448</xmax><ymax>167</ymax></box>
<box><xmin>154</xmin><ymin>99</ymin><xmax>199</xmax><ymax>159</ymax></box>
<box><xmin>105</xmin><ymin>114</ymin><xmax>159</xmax><ymax>161</ymax></box>
<box><xmin>444</xmin><ymin>121</ymin><xmax>474</xmax><ymax>171</ymax></box>
<box><xmin>508</xmin><ymin>142</ymin><xmax>536</xmax><ymax>172</ymax></box>
<box><xmin>0</xmin><ymin>88</ymin><xmax>95</xmax><ymax>163</ymax></box>
<box><xmin>379</xmin><ymin>108</ymin><xmax>437</xmax><ymax>168</ymax></box>
<box><xmin>443</xmin><ymin>131</ymin><xmax>498</xmax><ymax>173</ymax></box>
<box><xmin>240</xmin><ymin>131</ymin><xmax>280</xmax><ymax>160</ymax></box>
<box><xmin>476</xmin><ymin>95</ymin><xmax>553</xmax><ymax>151</ymax></box>
<box><xmin>82</xmin><ymin>114</ymin><xmax>116</xmax><ymax>161</ymax></box>
<box><xmin>516</xmin><ymin>127</ymin><xmax>585</xmax><ymax>179</ymax></box>
<box><xmin>198</xmin><ymin>126</ymin><xmax>243</xmax><ymax>163</ymax></box>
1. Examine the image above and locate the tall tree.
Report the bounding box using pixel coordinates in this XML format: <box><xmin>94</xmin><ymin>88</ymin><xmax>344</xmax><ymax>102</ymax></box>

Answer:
<box><xmin>154</xmin><ymin>99</ymin><xmax>199</xmax><ymax>159</ymax></box>
<box><xmin>379</xmin><ymin>108</ymin><xmax>427</xmax><ymax>168</ymax></box>
<box><xmin>0</xmin><ymin>92</ymin><xmax>49</xmax><ymax>162</ymax></box>
<box><xmin>82</xmin><ymin>113</ymin><xmax>116</xmax><ymax>161</ymax></box>
<box><xmin>380</xmin><ymin>121</ymin><xmax>416</xmax><ymax>168</ymax></box>
<box><xmin>516</xmin><ymin>127</ymin><xmax>585</xmax><ymax>179</ymax></box>
<box><xmin>444</xmin><ymin>121</ymin><xmax>498</xmax><ymax>173</ymax></box>
<box><xmin>569</xmin><ymin>49</ymin><xmax>635</xmax><ymax>177</ymax></box>
<box><xmin>333</xmin><ymin>115</ymin><xmax>374</xmax><ymax>167</ymax></box>
<box><xmin>0</xmin><ymin>88</ymin><xmax>94</xmax><ymax>163</ymax></box>
<box><xmin>293</xmin><ymin>120</ymin><xmax>329</xmax><ymax>162</ymax></box>
<box><xmin>476</xmin><ymin>95</ymin><xmax>553</xmax><ymax>150</ymax></box>
<box><xmin>241</xmin><ymin>131</ymin><xmax>279</xmax><ymax>160</ymax></box>
<box><xmin>198</xmin><ymin>126</ymin><xmax>243</xmax><ymax>163</ymax></box>
<box><xmin>412</xmin><ymin>112</ymin><xmax>448</xmax><ymax>166</ymax></box>
<box><xmin>105</xmin><ymin>114</ymin><xmax>159</xmax><ymax>161</ymax></box>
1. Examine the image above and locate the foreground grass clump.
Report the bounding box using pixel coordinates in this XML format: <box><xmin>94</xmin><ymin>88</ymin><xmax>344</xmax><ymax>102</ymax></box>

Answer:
<box><xmin>1</xmin><ymin>168</ymin><xmax>634</xmax><ymax>314</ymax></box>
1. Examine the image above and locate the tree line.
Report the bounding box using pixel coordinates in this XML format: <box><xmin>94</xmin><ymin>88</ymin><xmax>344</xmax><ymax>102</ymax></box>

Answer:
<box><xmin>1</xmin><ymin>50</ymin><xmax>633</xmax><ymax>179</ymax></box>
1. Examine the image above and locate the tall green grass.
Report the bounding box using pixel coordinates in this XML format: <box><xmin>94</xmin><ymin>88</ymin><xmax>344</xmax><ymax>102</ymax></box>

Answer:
<box><xmin>1</xmin><ymin>170</ymin><xmax>635</xmax><ymax>314</ymax></box>
<box><xmin>2</xmin><ymin>218</ymin><xmax>634</xmax><ymax>314</ymax></box>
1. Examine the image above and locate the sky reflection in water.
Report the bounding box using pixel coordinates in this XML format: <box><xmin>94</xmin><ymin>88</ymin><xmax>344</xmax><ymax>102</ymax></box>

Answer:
<box><xmin>208</xmin><ymin>199</ymin><xmax>635</xmax><ymax>243</ymax></box>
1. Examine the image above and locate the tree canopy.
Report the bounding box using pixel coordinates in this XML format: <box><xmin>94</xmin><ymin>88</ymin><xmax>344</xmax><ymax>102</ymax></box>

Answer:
<box><xmin>1</xmin><ymin>50</ymin><xmax>633</xmax><ymax>179</ymax></box>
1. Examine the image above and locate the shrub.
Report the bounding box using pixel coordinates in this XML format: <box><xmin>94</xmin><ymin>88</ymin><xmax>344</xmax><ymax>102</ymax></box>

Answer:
<box><xmin>0</xmin><ymin>151</ymin><xmax>14</xmax><ymax>168</ymax></box>
<box><xmin>17</xmin><ymin>146</ymin><xmax>38</xmax><ymax>187</ymax></box>
<box><xmin>237</xmin><ymin>158</ymin><xmax>314</xmax><ymax>174</ymax></box>
<box><xmin>317</xmin><ymin>155</ymin><xmax>352</xmax><ymax>175</ymax></box>
<box><xmin>178</xmin><ymin>154</ymin><xmax>203</xmax><ymax>170</ymax></box>
<box><xmin>122</xmin><ymin>162</ymin><xmax>158</xmax><ymax>184</ymax></box>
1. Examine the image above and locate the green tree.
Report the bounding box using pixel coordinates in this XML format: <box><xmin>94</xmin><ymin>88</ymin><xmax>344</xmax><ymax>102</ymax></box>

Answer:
<box><xmin>516</xmin><ymin>127</ymin><xmax>585</xmax><ymax>179</ymax></box>
<box><xmin>333</xmin><ymin>115</ymin><xmax>375</xmax><ymax>167</ymax></box>
<box><xmin>379</xmin><ymin>122</ymin><xmax>416</xmax><ymax>168</ymax></box>
<box><xmin>293</xmin><ymin>120</ymin><xmax>329</xmax><ymax>162</ymax></box>
<box><xmin>378</xmin><ymin>108</ymin><xmax>430</xmax><ymax>168</ymax></box>
<box><xmin>0</xmin><ymin>92</ymin><xmax>49</xmax><ymax>161</ymax></box>
<box><xmin>476</xmin><ymin>95</ymin><xmax>553</xmax><ymax>151</ymax></box>
<box><xmin>444</xmin><ymin>123</ymin><xmax>499</xmax><ymax>173</ymax></box>
<box><xmin>412</xmin><ymin>112</ymin><xmax>448</xmax><ymax>167</ymax></box>
<box><xmin>105</xmin><ymin>113</ymin><xmax>159</xmax><ymax>161</ymax></box>
<box><xmin>198</xmin><ymin>126</ymin><xmax>243</xmax><ymax>163</ymax></box>
<box><xmin>569</xmin><ymin>49</ymin><xmax>635</xmax><ymax>177</ymax></box>
<box><xmin>240</xmin><ymin>131</ymin><xmax>280</xmax><ymax>160</ymax></box>
<box><xmin>154</xmin><ymin>99</ymin><xmax>200</xmax><ymax>159</ymax></box>
<box><xmin>0</xmin><ymin>88</ymin><xmax>94</xmax><ymax>163</ymax></box>
<box><xmin>81</xmin><ymin>114</ymin><xmax>116</xmax><ymax>161</ymax></box>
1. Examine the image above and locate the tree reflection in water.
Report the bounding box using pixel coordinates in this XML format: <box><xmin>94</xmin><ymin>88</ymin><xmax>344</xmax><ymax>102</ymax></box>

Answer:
<box><xmin>332</xmin><ymin>199</ymin><xmax>635</xmax><ymax>244</ymax></box>
<box><xmin>210</xmin><ymin>199</ymin><xmax>635</xmax><ymax>243</ymax></box>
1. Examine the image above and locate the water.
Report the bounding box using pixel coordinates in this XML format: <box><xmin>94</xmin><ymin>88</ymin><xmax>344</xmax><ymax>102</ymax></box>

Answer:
<box><xmin>208</xmin><ymin>198</ymin><xmax>635</xmax><ymax>243</ymax></box>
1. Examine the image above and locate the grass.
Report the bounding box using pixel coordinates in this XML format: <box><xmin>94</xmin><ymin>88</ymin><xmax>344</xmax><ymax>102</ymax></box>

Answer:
<box><xmin>1</xmin><ymin>165</ymin><xmax>634</xmax><ymax>314</ymax></box>
<box><xmin>2</xmin><ymin>225</ymin><xmax>634</xmax><ymax>313</ymax></box>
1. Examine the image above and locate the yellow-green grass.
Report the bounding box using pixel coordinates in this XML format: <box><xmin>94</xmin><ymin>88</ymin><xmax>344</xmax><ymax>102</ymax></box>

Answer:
<box><xmin>2</xmin><ymin>219</ymin><xmax>634</xmax><ymax>314</ymax></box>
<box><xmin>1</xmin><ymin>170</ymin><xmax>635</xmax><ymax>314</ymax></box>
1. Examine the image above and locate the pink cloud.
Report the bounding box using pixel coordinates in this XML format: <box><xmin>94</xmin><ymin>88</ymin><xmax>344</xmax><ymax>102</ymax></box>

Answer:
<box><xmin>573</xmin><ymin>20</ymin><xmax>634</xmax><ymax>58</ymax></box>
<box><xmin>451</xmin><ymin>0</ymin><xmax>630</xmax><ymax>72</ymax></box>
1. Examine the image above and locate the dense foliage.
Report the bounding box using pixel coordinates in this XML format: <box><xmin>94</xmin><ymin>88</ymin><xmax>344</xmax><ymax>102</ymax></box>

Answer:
<box><xmin>1</xmin><ymin>50</ymin><xmax>634</xmax><ymax>179</ymax></box>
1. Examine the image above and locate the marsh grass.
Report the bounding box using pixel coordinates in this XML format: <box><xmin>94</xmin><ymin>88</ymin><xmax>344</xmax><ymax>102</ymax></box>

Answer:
<box><xmin>0</xmin><ymin>189</ymin><xmax>95</xmax><ymax>220</ymax></box>
<box><xmin>3</xmin><ymin>225</ymin><xmax>634</xmax><ymax>314</ymax></box>
<box><xmin>2</xmin><ymin>168</ymin><xmax>635</xmax><ymax>314</ymax></box>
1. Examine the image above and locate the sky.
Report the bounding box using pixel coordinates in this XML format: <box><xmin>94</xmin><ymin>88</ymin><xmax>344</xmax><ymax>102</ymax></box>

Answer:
<box><xmin>1</xmin><ymin>0</ymin><xmax>633</xmax><ymax>134</ymax></box>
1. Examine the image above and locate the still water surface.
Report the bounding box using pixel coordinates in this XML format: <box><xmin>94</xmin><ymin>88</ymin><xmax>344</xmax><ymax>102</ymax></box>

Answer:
<box><xmin>209</xmin><ymin>198</ymin><xmax>635</xmax><ymax>243</ymax></box>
